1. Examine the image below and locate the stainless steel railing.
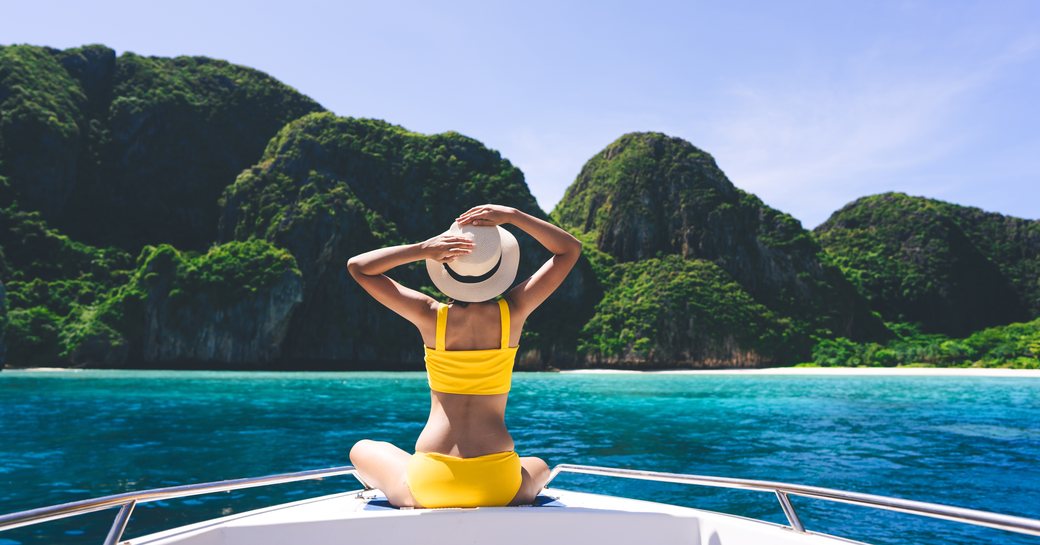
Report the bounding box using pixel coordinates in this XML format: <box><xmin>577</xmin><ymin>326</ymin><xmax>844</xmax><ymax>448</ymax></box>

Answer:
<box><xmin>2</xmin><ymin>463</ymin><xmax>1039</xmax><ymax>544</ymax></box>
<box><xmin>0</xmin><ymin>465</ymin><xmax>365</xmax><ymax>545</ymax></box>
<box><xmin>544</xmin><ymin>464</ymin><xmax>1040</xmax><ymax>538</ymax></box>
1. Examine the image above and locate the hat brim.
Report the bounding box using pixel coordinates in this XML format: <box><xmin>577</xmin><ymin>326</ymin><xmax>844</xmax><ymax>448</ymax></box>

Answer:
<box><xmin>426</xmin><ymin>226</ymin><xmax>520</xmax><ymax>302</ymax></box>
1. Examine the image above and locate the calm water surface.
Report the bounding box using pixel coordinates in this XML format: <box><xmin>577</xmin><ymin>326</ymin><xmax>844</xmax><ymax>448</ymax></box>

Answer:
<box><xmin>1</xmin><ymin>370</ymin><xmax>1038</xmax><ymax>545</ymax></box>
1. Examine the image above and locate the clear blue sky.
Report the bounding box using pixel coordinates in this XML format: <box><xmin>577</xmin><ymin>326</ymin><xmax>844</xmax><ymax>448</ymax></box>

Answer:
<box><xmin>3</xmin><ymin>0</ymin><xmax>1037</xmax><ymax>227</ymax></box>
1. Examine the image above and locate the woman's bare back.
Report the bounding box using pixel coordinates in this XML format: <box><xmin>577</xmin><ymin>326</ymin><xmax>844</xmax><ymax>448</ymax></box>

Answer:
<box><xmin>415</xmin><ymin>298</ymin><xmax>527</xmax><ymax>456</ymax></box>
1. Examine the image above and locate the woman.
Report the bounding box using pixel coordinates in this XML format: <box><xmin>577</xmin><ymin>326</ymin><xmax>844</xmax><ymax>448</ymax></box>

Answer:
<box><xmin>345</xmin><ymin>203</ymin><xmax>582</xmax><ymax>508</ymax></box>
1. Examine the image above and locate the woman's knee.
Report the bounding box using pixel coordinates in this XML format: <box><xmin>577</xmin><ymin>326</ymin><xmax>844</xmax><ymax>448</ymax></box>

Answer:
<box><xmin>523</xmin><ymin>457</ymin><xmax>550</xmax><ymax>482</ymax></box>
<box><xmin>512</xmin><ymin>457</ymin><xmax>550</xmax><ymax>504</ymax></box>
<box><xmin>349</xmin><ymin>439</ymin><xmax>381</xmax><ymax>464</ymax></box>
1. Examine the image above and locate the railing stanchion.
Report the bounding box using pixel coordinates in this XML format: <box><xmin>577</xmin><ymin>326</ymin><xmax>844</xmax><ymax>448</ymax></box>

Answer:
<box><xmin>102</xmin><ymin>500</ymin><xmax>135</xmax><ymax>545</ymax></box>
<box><xmin>775</xmin><ymin>491</ymin><xmax>805</xmax><ymax>533</ymax></box>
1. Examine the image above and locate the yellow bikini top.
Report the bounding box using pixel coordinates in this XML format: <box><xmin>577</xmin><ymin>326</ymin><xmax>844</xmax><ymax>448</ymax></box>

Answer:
<box><xmin>423</xmin><ymin>298</ymin><xmax>518</xmax><ymax>395</ymax></box>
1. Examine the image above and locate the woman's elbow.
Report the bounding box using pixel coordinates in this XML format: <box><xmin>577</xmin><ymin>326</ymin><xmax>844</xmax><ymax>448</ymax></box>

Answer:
<box><xmin>566</xmin><ymin>236</ymin><xmax>582</xmax><ymax>255</ymax></box>
<box><xmin>346</xmin><ymin>257</ymin><xmax>363</xmax><ymax>278</ymax></box>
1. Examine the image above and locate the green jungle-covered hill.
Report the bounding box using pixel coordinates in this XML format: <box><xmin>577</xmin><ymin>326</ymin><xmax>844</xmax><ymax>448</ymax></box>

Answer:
<box><xmin>1</xmin><ymin>43</ymin><xmax>1037</xmax><ymax>370</ymax></box>
<box><xmin>552</xmin><ymin>132</ymin><xmax>890</xmax><ymax>366</ymax></box>
<box><xmin>810</xmin><ymin>319</ymin><xmax>1040</xmax><ymax>368</ymax></box>
<box><xmin>216</xmin><ymin>112</ymin><xmax>600</xmax><ymax>367</ymax></box>
<box><xmin>0</xmin><ymin>44</ymin><xmax>599</xmax><ymax>369</ymax></box>
<box><xmin>0</xmin><ymin>43</ymin><xmax>323</xmax><ymax>251</ymax></box>
<box><xmin>815</xmin><ymin>193</ymin><xmax>1039</xmax><ymax>336</ymax></box>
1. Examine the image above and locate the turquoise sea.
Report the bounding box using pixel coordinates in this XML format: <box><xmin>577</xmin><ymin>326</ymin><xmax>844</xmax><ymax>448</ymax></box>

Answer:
<box><xmin>0</xmin><ymin>370</ymin><xmax>1038</xmax><ymax>545</ymax></box>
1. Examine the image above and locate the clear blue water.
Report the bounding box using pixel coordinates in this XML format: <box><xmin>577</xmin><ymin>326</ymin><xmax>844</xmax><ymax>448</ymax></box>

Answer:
<box><xmin>0</xmin><ymin>370</ymin><xmax>1038</xmax><ymax>545</ymax></box>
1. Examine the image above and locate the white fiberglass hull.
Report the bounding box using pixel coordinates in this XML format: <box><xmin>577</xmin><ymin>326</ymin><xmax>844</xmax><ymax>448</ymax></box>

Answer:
<box><xmin>128</xmin><ymin>488</ymin><xmax>865</xmax><ymax>545</ymax></box>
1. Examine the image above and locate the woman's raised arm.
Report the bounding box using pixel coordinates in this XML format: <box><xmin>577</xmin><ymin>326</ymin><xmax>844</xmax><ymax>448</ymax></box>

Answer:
<box><xmin>346</xmin><ymin>234</ymin><xmax>475</xmax><ymax>324</ymax></box>
<box><xmin>455</xmin><ymin>205</ymin><xmax>582</xmax><ymax>318</ymax></box>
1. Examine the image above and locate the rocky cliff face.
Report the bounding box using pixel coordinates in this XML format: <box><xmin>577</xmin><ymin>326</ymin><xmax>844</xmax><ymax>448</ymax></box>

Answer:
<box><xmin>139</xmin><ymin>261</ymin><xmax>303</xmax><ymax>366</ymax></box>
<box><xmin>7</xmin><ymin>44</ymin><xmax>1034</xmax><ymax>370</ymax></box>
<box><xmin>0</xmin><ymin>279</ymin><xmax>7</xmax><ymax>367</ymax></box>
<box><xmin>64</xmin><ymin>241</ymin><xmax>303</xmax><ymax>368</ymax></box>
<box><xmin>553</xmin><ymin>132</ymin><xmax>888</xmax><ymax>365</ymax></box>
<box><xmin>815</xmin><ymin>193</ymin><xmax>1037</xmax><ymax>335</ymax></box>
<box><xmin>0</xmin><ymin>174</ymin><xmax>132</xmax><ymax>366</ymax></box>
<box><xmin>218</xmin><ymin>113</ymin><xmax>600</xmax><ymax>368</ymax></box>
<box><xmin>938</xmin><ymin>201</ymin><xmax>1040</xmax><ymax>318</ymax></box>
<box><xmin>0</xmin><ymin>45</ymin><xmax>321</xmax><ymax>368</ymax></box>
<box><xmin>0</xmin><ymin>46</ymin><xmax>90</xmax><ymax>219</ymax></box>
<box><xmin>0</xmin><ymin>44</ymin><xmax>324</xmax><ymax>251</ymax></box>
<box><xmin>574</xmin><ymin>255</ymin><xmax>806</xmax><ymax>367</ymax></box>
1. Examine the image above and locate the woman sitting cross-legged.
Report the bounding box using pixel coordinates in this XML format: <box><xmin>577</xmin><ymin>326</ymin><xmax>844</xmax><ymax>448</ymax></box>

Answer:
<box><xmin>345</xmin><ymin>204</ymin><xmax>582</xmax><ymax>508</ymax></box>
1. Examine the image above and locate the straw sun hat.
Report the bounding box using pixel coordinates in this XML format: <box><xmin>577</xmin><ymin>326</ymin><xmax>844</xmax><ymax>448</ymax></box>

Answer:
<box><xmin>425</xmin><ymin>221</ymin><xmax>520</xmax><ymax>302</ymax></box>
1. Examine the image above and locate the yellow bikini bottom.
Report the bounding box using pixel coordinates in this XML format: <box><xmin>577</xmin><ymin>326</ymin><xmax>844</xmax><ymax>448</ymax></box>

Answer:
<box><xmin>406</xmin><ymin>450</ymin><xmax>522</xmax><ymax>508</ymax></box>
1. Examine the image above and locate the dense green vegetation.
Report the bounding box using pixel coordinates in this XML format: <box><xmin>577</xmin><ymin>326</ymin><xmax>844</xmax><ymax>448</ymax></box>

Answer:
<box><xmin>577</xmin><ymin>255</ymin><xmax>806</xmax><ymax>366</ymax></box>
<box><xmin>0</xmin><ymin>46</ymin><xmax>85</xmax><ymax>216</ymax></box>
<box><xmin>221</xmin><ymin>113</ymin><xmax>536</xmax><ymax>244</ymax></box>
<box><xmin>810</xmin><ymin>319</ymin><xmax>1040</xmax><ymax>369</ymax></box>
<box><xmin>1</xmin><ymin>173</ymin><xmax>134</xmax><ymax>365</ymax></box>
<box><xmin>0</xmin><ymin>189</ymin><xmax>299</xmax><ymax>366</ymax></box>
<box><xmin>0</xmin><ymin>44</ymin><xmax>321</xmax><ymax>367</ymax></box>
<box><xmin>160</xmin><ymin>239</ymin><xmax>301</xmax><ymax>305</ymax></box>
<box><xmin>553</xmin><ymin>133</ymin><xmax>885</xmax><ymax>335</ymax></box>
<box><xmin>552</xmin><ymin>132</ymin><xmax>888</xmax><ymax>365</ymax></box>
<box><xmin>57</xmin><ymin>240</ymin><xmax>300</xmax><ymax>366</ymax></box>
<box><xmin>1</xmin><ymin>44</ymin><xmax>1036</xmax><ymax>370</ymax></box>
<box><xmin>0</xmin><ymin>177</ymin><xmax>132</xmax><ymax>287</ymax></box>
<box><xmin>816</xmin><ymin>193</ymin><xmax>1037</xmax><ymax>335</ymax></box>
<box><xmin>940</xmin><ymin>201</ymin><xmax>1040</xmax><ymax>317</ymax></box>
<box><xmin>0</xmin><ymin>43</ymin><xmax>324</xmax><ymax>251</ymax></box>
<box><xmin>0</xmin><ymin>279</ymin><xmax>8</xmax><ymax>364</ymax></box>
<box><xmin>218</xmin><ymin>112</ymin><xmax>598</xmax><ymax>366</ymax></box>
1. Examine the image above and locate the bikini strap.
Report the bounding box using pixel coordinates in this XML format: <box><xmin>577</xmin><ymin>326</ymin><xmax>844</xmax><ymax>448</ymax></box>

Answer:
<box><xmin>435</xmin><ymin>303</ymin><xmax>447</xmax><ymax>351</ymax></box>
<box><xmin>498</xmin><ymin>298</ymin><xmax>510</xmax><ymax>349</ymax></box>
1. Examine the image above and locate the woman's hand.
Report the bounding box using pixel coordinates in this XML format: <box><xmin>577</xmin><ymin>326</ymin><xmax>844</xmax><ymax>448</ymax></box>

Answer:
<box><xmin>421</xmin><ymin>233</ymin><xmax>476</xmax><ymax>264</ymax></box>
<box><xmin>455</xmin><ymin>204</ymin><xmax>516</xmax><ymax>226</ymax></box>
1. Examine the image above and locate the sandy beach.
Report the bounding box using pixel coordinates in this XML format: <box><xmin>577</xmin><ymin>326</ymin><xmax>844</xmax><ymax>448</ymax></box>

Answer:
<box><xmin>561</xmin><ymin>367</ymin><xmax>1040</xmax><ymax>377</ymax></box>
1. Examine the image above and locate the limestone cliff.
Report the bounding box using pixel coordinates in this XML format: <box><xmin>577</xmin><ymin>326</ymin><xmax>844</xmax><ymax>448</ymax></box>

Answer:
<box><xmin>9</xmin><ymin>44</ymin><xmax>1035</xmax><ymax>370</ymax></box>
<box><xmin>64</xmin><ymin>241</ymin><xmax>303</xmax><ymax>368</ymax></box>
<box><xmin>139</xmin><ymin>255</ymin><xmax>303</xmax><ymax>366</ymax></box>
<box><xmin>815</xmin><ymin>192</ymin><xmax>1037</xmax><ymax>335</ymax></box>
<box><xmin>218</xmin><ymin>113</ymin><xmax>600</xmax><ymax>368</ymax></box>
<box><xmin>0</xmin><ymin>279</ymin><xmax>7</xmax><ymax>367</ymax></box>
<box><xmin>574</xmin><ymin>255</ymin><xmax>806</xmax><ymax>367</ymax></box>
<box><xmin>0</xmin><ymin>43</ymin><xmax>324</xmax><ymax>251</ymax></box>
<box><xmin>553</xmin><ymin>132</ymin><xmax>889</xmax><ymax>365</ymax></box>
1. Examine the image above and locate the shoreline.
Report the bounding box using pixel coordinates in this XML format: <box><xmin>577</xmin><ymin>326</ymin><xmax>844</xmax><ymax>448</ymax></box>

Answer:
<box><xmin>561</xmin><ymin>367</ymin><xmax>1040</xmax><ymax>377</ymax></box>
<box><xmin>3</xmin><ymin>366</ymin><xmax>1039</xmax><ymax>377</ymax></box>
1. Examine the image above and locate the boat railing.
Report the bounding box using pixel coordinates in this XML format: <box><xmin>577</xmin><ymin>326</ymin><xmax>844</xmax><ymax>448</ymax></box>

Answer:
<box><xmin>0</xmin><ymin>465</ymin><xmax>364</xmax><ymax>545</ymax></box>
<box><xmin>1</xmin><ymin>463</ymin><xmax>1039</xmax><ymax>545</ymax></box>
<box><xmin>544</xmin><ymin>464</ymin><xmax>1040</xmax><ymax>538</ymax></box>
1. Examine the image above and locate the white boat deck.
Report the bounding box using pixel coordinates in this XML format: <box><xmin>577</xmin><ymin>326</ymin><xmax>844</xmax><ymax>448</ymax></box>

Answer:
<box><xmin>128</xmin><ymin>488</ymin><xmax>865</xmax><ymax>545</ymax></box>
<box><xmin>5</xmin><ymin>464</ymin><xmax>1036</xmax><ymax>544</ymax></box>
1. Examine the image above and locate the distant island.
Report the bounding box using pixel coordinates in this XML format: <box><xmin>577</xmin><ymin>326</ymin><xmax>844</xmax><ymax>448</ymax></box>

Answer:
<box><xmin>1</xmin><ymin>43</ymin><xmax>1037</xmax><ymax>371</ymax></box>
